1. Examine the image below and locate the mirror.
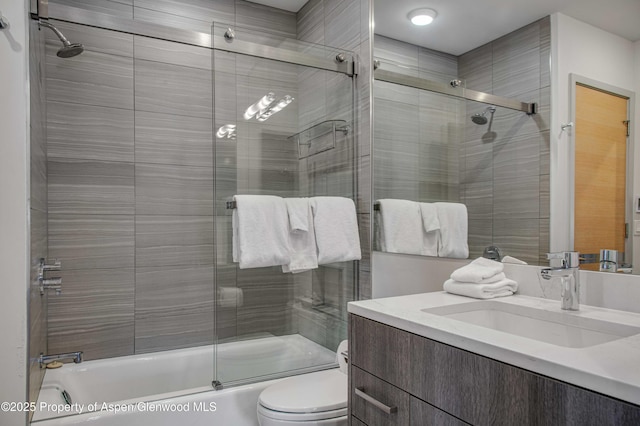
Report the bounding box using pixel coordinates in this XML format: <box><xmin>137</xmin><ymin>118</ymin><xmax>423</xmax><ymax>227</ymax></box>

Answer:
<box><xmin>371</xmin><ymin>1</ymin><xmax>639</xmax><ymax>272</ymax></box>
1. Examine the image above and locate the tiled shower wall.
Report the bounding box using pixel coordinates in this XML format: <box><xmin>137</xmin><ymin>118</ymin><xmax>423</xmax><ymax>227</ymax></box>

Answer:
<box><xmin>372</xmin><ymin>17</ymin><xmax>550</xmax><ymax>264</ymax></box>
<box><xmin>43</xmin><ymin>0</ymin><xmax>308</xmax><ymax>360</ymax></box>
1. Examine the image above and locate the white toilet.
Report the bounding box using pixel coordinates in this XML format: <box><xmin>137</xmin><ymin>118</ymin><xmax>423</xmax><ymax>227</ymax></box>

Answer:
<box><xmin>256</xmin><ymin>368</ymin><xmax>348</xmax><ymax>426</ymax></box>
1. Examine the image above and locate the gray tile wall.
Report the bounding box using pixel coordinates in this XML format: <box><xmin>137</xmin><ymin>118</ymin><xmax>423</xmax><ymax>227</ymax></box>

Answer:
<box><xmin>43</xmin><ymin>0</ymin><xmax>369</xmax><ymax>362</ymax></box>
<box><xmin>372</xmin><ymin>17</ymin><xmax>550</xmax><ymax>265</ymax></box>
<box><xmin>28</xmin><ymin>19</ymin><xmax>48</xmax><ymax>414</ymax></box>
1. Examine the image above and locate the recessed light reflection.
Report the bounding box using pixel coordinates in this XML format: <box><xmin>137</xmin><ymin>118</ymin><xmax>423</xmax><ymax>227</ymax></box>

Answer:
<box><xmin>216</xmin><ymin>124</ymin><xmax>236</xmax><ymax>140</ymax></box>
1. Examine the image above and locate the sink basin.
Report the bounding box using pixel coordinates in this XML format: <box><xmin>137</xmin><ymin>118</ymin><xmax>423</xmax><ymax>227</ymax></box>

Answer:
<box><xmin>422</xmin><ymin>301</ymin><xmax>640</xmax><ymax>348</ymax></box>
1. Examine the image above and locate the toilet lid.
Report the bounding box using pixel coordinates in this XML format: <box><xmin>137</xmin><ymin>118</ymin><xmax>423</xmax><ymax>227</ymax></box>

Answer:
<box><xmin>258</xmin><ymin>369</ymin><xmax>347</xmax><ymax>414</ymax></box>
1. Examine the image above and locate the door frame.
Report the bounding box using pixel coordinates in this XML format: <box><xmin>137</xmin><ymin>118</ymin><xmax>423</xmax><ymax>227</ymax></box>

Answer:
<box><xmin>569</xmin><ymin>73</ymin><xmax>635</xmax><ymax>265</ymax></box>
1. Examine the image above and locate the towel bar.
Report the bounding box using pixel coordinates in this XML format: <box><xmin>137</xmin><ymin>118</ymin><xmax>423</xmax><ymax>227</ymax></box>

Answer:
<box><xmin>226</xmin><ymin>200</ymin><xmax>237</xmax><ymax>209</ymax></box>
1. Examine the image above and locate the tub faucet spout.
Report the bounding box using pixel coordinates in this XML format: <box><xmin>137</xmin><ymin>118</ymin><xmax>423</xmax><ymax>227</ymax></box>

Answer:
<box><xmin>39</xmin><ymin>351</ymin><xmax>83</xmax><ymax>368</ymax></box>
<box><xmin>540</xmin><ymin>251</ymin><xmax>580</xmax><ymax>311</ymax></box>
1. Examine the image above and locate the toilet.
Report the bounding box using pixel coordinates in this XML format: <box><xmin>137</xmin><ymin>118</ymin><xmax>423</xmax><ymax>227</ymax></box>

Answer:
<box><xmin>256</xmin><ymin>368</ymin><xmax>348</xmax><ymax>426</ymax></box>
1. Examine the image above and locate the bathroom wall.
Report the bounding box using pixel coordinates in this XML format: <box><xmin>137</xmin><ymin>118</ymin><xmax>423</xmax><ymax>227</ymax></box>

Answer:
<box><xmin>44</xmin><ymin>0</ymin><xmax>304</xmax><ymax>360</ymax></box>
<box><xmin>28</xmin><ymin>18</ymin><xmax>48</xmax><ymax>413</ymax></box>
<box><xmin>372</xmin><ymin>17</ymin><xmax>551</xmax><ymax>265</ymax></box>
<box><xmin>0</xmin><ymin>1</ymin><xmax>30</xmax><ymax>424</ymax></box>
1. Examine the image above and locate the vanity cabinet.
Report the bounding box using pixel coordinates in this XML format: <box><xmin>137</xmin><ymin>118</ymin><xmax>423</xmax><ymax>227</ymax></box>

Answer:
<box><xmin>349</xmin><ymin>314</ymin><xmax>640</xmax><ymax>426</ymax></box>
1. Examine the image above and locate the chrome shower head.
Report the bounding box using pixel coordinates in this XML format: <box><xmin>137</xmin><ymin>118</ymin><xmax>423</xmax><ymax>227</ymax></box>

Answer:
<box><xmin>39</xmin><ymin>20</ymin><xmax>84</xmax><ymax>58</ymax></box>
<box><xmin>471</xmin><ymin>106</ymin><xmax>496</xmax><ymax>125</ymax></box>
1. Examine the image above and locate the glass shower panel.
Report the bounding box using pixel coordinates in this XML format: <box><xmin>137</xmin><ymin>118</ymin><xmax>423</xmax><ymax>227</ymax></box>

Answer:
<box><xmin>212</xmin><ymin>23</ymin><xmax>356</xmax><ymax>387</ymax></box>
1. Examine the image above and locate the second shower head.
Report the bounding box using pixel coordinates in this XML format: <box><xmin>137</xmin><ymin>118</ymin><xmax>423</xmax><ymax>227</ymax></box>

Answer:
<box><xmin>39</xmin><ymin>20</ymin><xmax>84</xmax><ymax>58</ymax></box>
<box><xmin>471</xmin><ymin>106</ymin><xmax>496</xmax><ymax>125</ymax></box>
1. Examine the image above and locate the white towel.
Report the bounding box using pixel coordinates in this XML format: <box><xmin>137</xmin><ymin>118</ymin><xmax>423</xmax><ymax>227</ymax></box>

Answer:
<box><xmin>376</xmin><ymin>199</ymin><xmax>424</xmax><ymax>255</ymax></box>
<box><xmin>232</xmin><ymin>195</ymin><xmax>291</xmax><ymax>269</ymax></box>
<box><xmin>443</xmin><ymin>278</ymin><xmax>518</xmax><ymax>299</ymax></box>
<box><xmin>283</xmin><ymin>198</ymin><xmax>318</xmax><ymax>274</ymax></box>
<box><xmin>435</xmin><ymin>202</ymin><xmax>468</xmax><ymax>258</ymax></box>
<box><xmin>418</xmin><ymin>202</ymin><xmax>440</xmax><ymax>256</ymax></box>
<box><xmin>451</xmin><ymin>257</ymin><xmax>504</xmax><ymax>283</ymax></box>
<box><xmin>311</xmin><ymin>197</ymin><xmax>361</xmax><ymax>264</ymax></box>
<box><xmin>502</xmin><ymin>255</ymin><xmax>528</xmax><ymax>265</ymax></box>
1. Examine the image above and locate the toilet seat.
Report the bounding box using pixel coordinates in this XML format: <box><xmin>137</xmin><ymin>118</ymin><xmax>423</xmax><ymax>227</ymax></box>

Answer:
<box><xmin>258</xmin><ymin>369</ymin><xmax>347</xmax><ymax>422</ymax></box>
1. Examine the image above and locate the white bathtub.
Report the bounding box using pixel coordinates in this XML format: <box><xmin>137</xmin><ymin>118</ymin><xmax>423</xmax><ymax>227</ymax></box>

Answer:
<box><xmin>32</xmin><ymin>334</ymin><xmax>337</xmax><ymax>425</ymax></box>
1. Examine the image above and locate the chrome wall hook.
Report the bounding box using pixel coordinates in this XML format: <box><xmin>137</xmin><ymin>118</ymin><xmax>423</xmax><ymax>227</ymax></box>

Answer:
<box><xmin>560</xmin><ymin>122</ymin><xmax>574</xmax><ymax>133</ymax></box>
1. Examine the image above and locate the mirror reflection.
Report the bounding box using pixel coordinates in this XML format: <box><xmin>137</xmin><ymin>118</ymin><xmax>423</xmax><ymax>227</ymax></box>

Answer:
<box><xmin>372</xmin><ymin>1</ymin><xmax>638</xmax><ymax>273</ymax></box>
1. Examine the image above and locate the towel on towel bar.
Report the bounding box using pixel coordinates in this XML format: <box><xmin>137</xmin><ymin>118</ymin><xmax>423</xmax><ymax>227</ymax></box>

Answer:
<box><xmin>443</xmin><ymin>277</ymin><xmax>518</xmax><ymax>299</ymax></box>
<box><xmin>376</xmin><ymin>199</ymin><xmax>425</xmax><ymax>255</ymax></box>
<box><xmin>434</xmin><ymin>202</ymin><xmax>468</xmax><ymax>259</ymax></box>
<box><xmin>311</xmin><ymin>197</ymin><xmax>361</xmax><ymax>264</ymax></box>
<box><xmin>418</xmin><ymin>202</ymin><xmax>440</xmax><ymax>256</ymax></box>
<box><xmin>282</xmin><ymin>198</ymin><xmax>318</xmax><ymax>274</ymax></box>
<box><xmin>232</xmin><ymin>195</ymin><xmax>291</xmax><ymax>269</ymax></box>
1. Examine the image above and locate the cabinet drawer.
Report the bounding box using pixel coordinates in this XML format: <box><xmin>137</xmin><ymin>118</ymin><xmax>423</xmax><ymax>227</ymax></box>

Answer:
<box><xmin>410</xmin><ymin>396</ymin><xmax>469</xmax><ymax>426</ymax></box>
<box><xmin>350</xmin><ymin>315</ymin><xmax>410</xmax><ymax>389</ymax></box>
<box><xmin>352</xmin><ymin>366</ymin><xmax>410</xmax><ymax>426</ymax></box>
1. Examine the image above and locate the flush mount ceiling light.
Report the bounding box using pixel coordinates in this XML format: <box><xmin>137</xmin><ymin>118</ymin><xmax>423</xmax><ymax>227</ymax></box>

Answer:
<box><xmin>408</xmin><ymin>8</ymin><xmax>437</xmax><ymax>26</ymax></box>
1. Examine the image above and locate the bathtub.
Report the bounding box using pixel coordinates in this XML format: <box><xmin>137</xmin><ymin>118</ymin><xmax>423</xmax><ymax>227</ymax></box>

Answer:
<box><xmin>32</xmin><ymin>334</ymin><xmax>337</xmax><ymax>425</ymax></box>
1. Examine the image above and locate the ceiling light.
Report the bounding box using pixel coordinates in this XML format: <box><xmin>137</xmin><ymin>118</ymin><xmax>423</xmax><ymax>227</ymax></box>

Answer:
<box><xmin>408</xmin><ymin>8</ymin><xmax>437</xmax><ymax>26</ymax></box>
<box><xmin>244</xmin><ymin>93</ymin><xmax>276</xmax><ymax>121</ymax></box>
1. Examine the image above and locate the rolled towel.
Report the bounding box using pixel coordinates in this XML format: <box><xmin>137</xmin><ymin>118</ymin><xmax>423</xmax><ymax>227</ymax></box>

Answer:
<box><xmin>451</xmin><ymin>257</ymin><xmax>504</xmax><ymax>283</ymax></box>
<box><xmin>443</xmin><ymin>278</ymin><xmax>518</xmax><ymax>299</ymax></box>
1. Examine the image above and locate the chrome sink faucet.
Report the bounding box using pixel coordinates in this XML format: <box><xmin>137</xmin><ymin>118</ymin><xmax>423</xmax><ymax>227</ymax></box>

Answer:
<box><xmin>540</xmin><ymin>251</ymin><xmax>580</xmax><ymax>310</ymax></box>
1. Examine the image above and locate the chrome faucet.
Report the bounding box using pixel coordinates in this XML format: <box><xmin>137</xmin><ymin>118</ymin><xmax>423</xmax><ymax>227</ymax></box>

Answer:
<box><xmin>540</xmin><ymin>251</ymin><xmax>580</xmax><ymax>310</ymax></box>
<box><xmin>39</xmin><ymin>351</ymin><xmax>83</xmax><ymax>368</ymax></box>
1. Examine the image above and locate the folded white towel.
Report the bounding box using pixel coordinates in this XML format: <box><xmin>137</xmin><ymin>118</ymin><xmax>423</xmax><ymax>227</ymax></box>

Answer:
<box><xmin>443</xmin><ymin>278</ymin><xmax>518</xmax><ymax>299</ymax></box>
<box><xmin>502</xmin><ymin>255</ymin><xmax>528</xmax><ymax>265</ymax></box>
<box><xmin>418</xmin><ymin>202</ymin><xmax>440</xmax><ymax>256</ymax></box>
<box><xmin>283</xmin><ymin>198</ymin><xmax>318</xmax><ymax>274</ymax></box>
<box><xmin>435</xmin><ymin>202</ymin><xmax>468</xmax><ymax>258</ymax></box>
<box><xmin>451</xmin><ymin>257</ymin><xmax>504</xmax><ymax>283</ymax></box>
<box><xmin>311</xmin><ymin>197</ymin><xmax>362</xmax><ymax>264</ymax></box>
<box><xmin>376</xmin><ymin>199</ymin><xmax>424</xmax><ymax>255</ymax></box>
<box><xmin>232</xmin><ymin>195</ymin><xmax>291</xmax><ymax>269</ymax></box>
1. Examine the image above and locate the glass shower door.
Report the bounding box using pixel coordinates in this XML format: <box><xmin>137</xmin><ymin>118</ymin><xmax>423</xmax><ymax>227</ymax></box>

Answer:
<box><xmin>211</xmin><ymin>23</ymin><xmax>357</xmax><ymax>387</ymax></box>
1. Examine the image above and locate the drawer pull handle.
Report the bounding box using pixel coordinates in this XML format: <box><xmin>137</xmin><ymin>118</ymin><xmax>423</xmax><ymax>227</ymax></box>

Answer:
<box><xmin>355</xmin><ymin>387</ymin><xmax>398</xmax><ymax>414</ymax></box>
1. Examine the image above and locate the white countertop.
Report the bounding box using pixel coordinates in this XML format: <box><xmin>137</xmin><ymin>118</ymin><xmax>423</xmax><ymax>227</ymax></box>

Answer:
<box><xmin>348</xmin><ymin>292</ymin><xmax>640</xmax><ymax>405</ymax></box>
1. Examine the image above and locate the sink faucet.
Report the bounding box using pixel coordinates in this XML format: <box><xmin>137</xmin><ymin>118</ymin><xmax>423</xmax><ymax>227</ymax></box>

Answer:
<box><xmin>540</xmin><ymin>251</ymin><xmax>580</xmax><ymax>311</ymax></box>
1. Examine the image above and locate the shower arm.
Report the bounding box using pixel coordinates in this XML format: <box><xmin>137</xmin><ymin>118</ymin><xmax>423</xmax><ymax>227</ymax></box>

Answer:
<box><xmin>39</xmin><ymin>19</ymin><xmax>71</xmax><ymax>45</ymax></box>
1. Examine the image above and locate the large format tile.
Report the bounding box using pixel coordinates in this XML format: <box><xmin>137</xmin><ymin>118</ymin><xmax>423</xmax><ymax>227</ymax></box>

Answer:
<box><xmin>135</xmin><ymin>265</ymin><xmax>214</xmax><ymax>353</ymax></box>
<box><xmin>374</xmin><ymin>35</ymin><xmax>419</xmax><ymax>69</ymax></box>
<box><xmin>134</xmin><ymin>0</ymin><xmax>234</xmax><ymax>28</ymax></box>
<box><xmin>325</xmin><ymin>0</ymin><xmax>360</xmax><ymax>51</ymax></box>
<box><xmin>135</xmin><ymin>163</ymin><xmax>214</xmax><ymax>216</ymax></box>
<box><xmin>235</xmin><ymin>0</ymin><xmax>296</xmax><ymax>39</ymax></box>
<box><xmin>50</xmin><ymin>0</ymin><xmax>133</xmax><ymax>19</ymax></box>
<box><xmin>46</xmin><ymin>47</ymin><xmax>134</xmax><ymax>110</ymax></box>
<box><xmin>48</xmin><ymin>214</ymin><xmax>134</xmax><ymax>270</ymax></box>
<box><xmin>133</xmin><ymin>7</ymin><xmax>214</xmax><ymax>34</ymax></box>
<box><xmin>47</xmin><ymin>268</ymin><xmax>135</xmax><ymax>360</ymax></box>
<box><xmin>492</xmin><ymin>132</ymin><xmax>541</xmax><ymax>180</ymax></box>
<box><xmin>493</xmin><ymin>175</ymin><xmax>540</xmax><ymax>219</ymax></box>
<box><xmin>297</xmin><ymin>0</ymin><xmax>325</xmax><ymax>44</ymax></box>
<box><xmin>47</xmin><ymin>101</ymin><xmax>134</xmax><ymax>162</ymax></box>
<box><xmin>134</xmin><ymin>36</ymin><xmax>212</xmax><ymax>70</ymax></box>
<box><xmin>135</xmin><ymin>111</ymin><xmax>213</xmax><ymax>167</ymax></box>
<box><xmin>493</xmin><ymin>218</ymin><xmax>540</xmax><ymax>264</ymax></box>
<box><xmin>136</xmin><ymin>215</ymin><xmax>214</xmax><ymax>268</ymax></box>
<box><xmin>48</xmin><ymin>160</ymin><xmax>135</xmax><ymax>215</ymax></box>
<box><xmin>135</xmin><ymin>59</ymin><xmax>212</xmax><ymax>119</ymax></box>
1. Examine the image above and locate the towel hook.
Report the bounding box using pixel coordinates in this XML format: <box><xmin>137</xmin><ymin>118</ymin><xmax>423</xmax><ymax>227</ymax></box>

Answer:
<box><xmin>560</xmin><ymin>122</ymin><xmax>574</xmax><ymax>133</ymax></box>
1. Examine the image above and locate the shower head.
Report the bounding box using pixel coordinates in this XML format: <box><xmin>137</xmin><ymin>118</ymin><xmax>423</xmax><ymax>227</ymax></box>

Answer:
<box><xmin>471</xmin><ymin>106</ymin><xmax>496</xmax><ymax>125</ymax></box>
<box><xmin>39</xmin><ymin>20</ymin><xmax>84</xmax><ymax>58</ymax></box>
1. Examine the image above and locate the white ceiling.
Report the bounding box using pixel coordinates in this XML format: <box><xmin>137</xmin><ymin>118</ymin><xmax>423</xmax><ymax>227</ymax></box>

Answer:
<box><xmin>249</xmin><ymin>0</ymin><xmax>640</xmax><ymax>56</ymax></box>
<box><xmin>374</xmin><ymin>0</ymin><xmax>640</xmax><ymax>55</ymax></box>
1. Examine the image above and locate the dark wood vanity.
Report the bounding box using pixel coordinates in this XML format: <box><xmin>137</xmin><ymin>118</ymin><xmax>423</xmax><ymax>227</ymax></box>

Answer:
<box><xmin>349</xmin><ymin>314</ymin><xmax>640</xmax><ymax>426</ymax></box>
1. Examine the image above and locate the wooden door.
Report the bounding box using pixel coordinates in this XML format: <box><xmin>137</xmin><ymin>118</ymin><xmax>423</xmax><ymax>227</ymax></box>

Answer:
<box><xmin>574</xmin><ymin>84</ymin><xmax>628</xmax><ymax>270</ymax></box>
